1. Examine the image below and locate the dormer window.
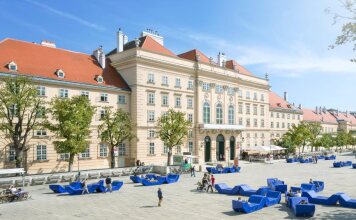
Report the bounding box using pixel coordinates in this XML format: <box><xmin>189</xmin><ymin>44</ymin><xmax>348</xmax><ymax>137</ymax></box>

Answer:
<box><xmin>56</xmin><ymin>69</ymin><xmax>65</xmax><ymax>78</ymax></box>
<box><xmin>8</xmin><ymin>61</ymin><xmax>17</xmax><ymax>71</ymax></box>
<box><xmin>96</xmin><ymin>75</ymin><xmax>104</xmax><ymax>83</ymax></box>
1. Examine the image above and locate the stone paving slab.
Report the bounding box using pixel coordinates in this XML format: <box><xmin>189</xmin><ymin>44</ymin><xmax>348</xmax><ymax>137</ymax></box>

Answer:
<box><xmin>0</xmin><ymin>153</ymin><xmax>356</xmax><ymax>220</ymax></box>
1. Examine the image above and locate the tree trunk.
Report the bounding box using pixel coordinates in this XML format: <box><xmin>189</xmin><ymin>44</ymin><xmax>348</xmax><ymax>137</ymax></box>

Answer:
<box><xmin>167</xmin><ymin>150</ymin><xmax>172</xmax><ymax>166</ymax></box>
<box><xmin>110</xmin><ymin>145</ymin><xmax>115</xmax><ymax>168</ymax></box>
<box><xmin>15</xmin><ymin>148</ymin><xmax>23</xmax><ymax>168</ymax></box>
<box><xmin>68</xmin><ymin>153</ymin><xmax>74</xmax><ymax>172</ymax></box>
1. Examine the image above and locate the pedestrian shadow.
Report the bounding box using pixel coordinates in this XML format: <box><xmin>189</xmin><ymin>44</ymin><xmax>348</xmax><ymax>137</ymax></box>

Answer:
<box><xmin>276</xmin><ymin>203</ymin><xmax>299</xmax><ymax>219</ymax></box>
<box><xmin>221</xmin><ymin>210</ymin><xmax>244</xmax><ymax>216</ymax></box>
<box><xmin>140</xmin><ymin>205</ymin><xmax>156</xmax><ymax>208</ymax></box>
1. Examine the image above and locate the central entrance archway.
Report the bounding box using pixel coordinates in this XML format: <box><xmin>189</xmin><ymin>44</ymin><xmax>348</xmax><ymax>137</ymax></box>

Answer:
<box><xmin>230</xmin><ymin>136</ymin><xmax>235</xmax><ymax>160</ymax></box>
<box><xmin>204</xmin><ymin>136</ymin><xmax>211</xmax><ymax>162</ymax></box>
<box><xmin>216</xmin><ymin>134</ymin><xmax>225</xmax><ymax>161</ymax></box>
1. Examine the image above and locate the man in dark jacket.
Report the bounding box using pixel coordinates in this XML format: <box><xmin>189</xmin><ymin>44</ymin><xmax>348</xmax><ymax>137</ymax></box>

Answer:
<box><xmin>105</xmin><ymin>176</ymin><xmax>112</xmax><ymax>193</ymax></box>
<box><xmin>157</xmin><ymin>188</ymin><xmax>163</xmax><ymax>207</ymax></box>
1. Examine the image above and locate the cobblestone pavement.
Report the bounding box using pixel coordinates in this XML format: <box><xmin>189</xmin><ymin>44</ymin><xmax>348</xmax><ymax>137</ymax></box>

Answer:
<box><xmin>0</xmin><ymin>153</ymin><xmax>356</xmax><ymax>220</ymax></box>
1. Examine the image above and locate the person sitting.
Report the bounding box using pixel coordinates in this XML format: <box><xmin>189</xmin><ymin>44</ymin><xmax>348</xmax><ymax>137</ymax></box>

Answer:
<box><xmin>9</xmin><ymin>185</ymin><xmax>17</xmax><ymax>195</ymax></box>
<box><xmin>299</xmin><ymin>200</ymin><xmax>308</xmax><ymax>204</ymax></box>
<box><xmin>296</xmin><ymin>190</ymin><xmax>302</xmax><ymax>197</ymax></box>
<box><xmin>309</xmin><ymin>178</ymin><xmax>313</xmax><ymax>184</ymax></box>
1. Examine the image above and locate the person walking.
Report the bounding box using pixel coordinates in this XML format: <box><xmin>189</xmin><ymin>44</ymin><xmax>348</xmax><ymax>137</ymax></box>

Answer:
<box><xmin>157</xmin><ymin>188</ymin><xmax>163</xmax><ymax>207</ymax></box>
<box><xmin>105</xmin><ymin>176</ymin><xmax>112</xmax><ymax>193</ymax></box>
<box><xmin>82</xmin><ymin>179</ymin><xmax>89</xmax><ymax>195</ymax></box>
<box><xmin>190</xmin><ymin>165</ymin><xmax>196</xmax><ymax>177</ymax></box>
<box><xmin>211</xmin><ymin>175</ymin><xmax>215</xmax><ymax>188</ymax></box>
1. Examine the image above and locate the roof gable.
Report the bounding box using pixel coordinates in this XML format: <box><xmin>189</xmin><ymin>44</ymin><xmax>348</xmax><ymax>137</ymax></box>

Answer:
<box><xmin>178</xmin><ymin>49</ymin><xmax>211</xmax><ymax>63</ymax></box>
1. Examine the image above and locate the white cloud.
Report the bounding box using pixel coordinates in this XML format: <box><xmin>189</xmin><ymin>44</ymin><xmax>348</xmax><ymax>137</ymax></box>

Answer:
<box><xmin>26</xmin><ymin>0</ymin><xmax>106</xmax><ymax>31</ymax></box>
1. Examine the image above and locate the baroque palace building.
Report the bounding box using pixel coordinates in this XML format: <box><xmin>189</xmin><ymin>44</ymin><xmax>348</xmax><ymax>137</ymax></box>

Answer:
<box><xmin>0</xmin><ymin>29</ymin><xmax>355</xmax><ymax>174</ymax></box>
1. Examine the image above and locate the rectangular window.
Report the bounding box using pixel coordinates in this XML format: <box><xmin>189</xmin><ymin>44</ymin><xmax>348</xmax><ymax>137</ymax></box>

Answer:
<box><xmin>282</xmin><ymin>113</ymin><xmax>285</xmax><ymax>119</ymax></box>
<box><xmin>215</xmin><ymin>85</ymin><xmax>223</xmax><ymax>93</ymax></box>
<box><xmin>188</xmin><ymin>141</ymin><xmax>193</xmax><ymax>153</ymax></box>
<box><xmin>287</xmin><ymin>123</ymin><xmax>290</xmax><ymax>129</ymax></box>
<box><xmin>271</xmin><ymin>122</ymin><xmax>274</xmax><ymax>128</ymax></box>
<box><xmin>238</xmin><ymin>90</ymin><xmax>243</xmax><ymax>98</ymax></box>
<box><xmin>246</xmin><ymin>104</ymin><xmax>250</xmax><ymax>115</ymax></box>
<box><xmin>297</xmin><ymin>115</ymin><xmax>300</xmax><ymax>120</ymax></box>
<box><xmin>202</xmin><ymin>82</ymin><xmax>210</xmax><ymax>91</ymax></box>
<box><xmin>36</xmin><ymin>106</ymin><xmax>46</xmax><ymax>118</ymax></box>
<box><xmin>176</xmin><ymin>145</ymin><xmax>181</xmax><ymax>153</ymax></box>
<box><xmin>227</xmin><ymin>87</ymin><xmax>234</xmax><ymax>95</ymax></box>
<box><xmin>163</xmin><ymin>143</ymin><xmax>168</xmax><ymax>154</ymax></box>
<box><xmin>282</xmin><ymin>122</ymin><xmax>285</xmax><ymax>128</ymax></box>
<box><xmin>271</xmin><ymin>112</ymin><xmax>274</xmax><ymax>117</ymax></box>
<box><xmin>148</xmin><ymin>111</ymin><xmax>155</xmax><ymax>122</ymax></box>
<box><xmin>246</xmin><ymin>118</ymin><xmax>250</xmax><ymax>127</ymax></box>
<box><xmin>81</xmin><ymin>147</ymin><xmax>90</xmax><ymax>158</ymax></box>
<box><xmin>118</xmin><ymin>95</ymin><xmax>126</xmax><ymax>104</ymax></box>
<box><xmin>149</xmin><ymin>143</ymin><xmax>155</xmax><ymax>155</ymax></box>
<box><xmin>187</xmin><ymin>97</ymin><xmax>193</xmax><ymax>108</ymax></box>
<box><xmin>36</xmin><ymin>145</ymin><xmax>47</xmax><ymax>161</ymax></box>
<box><xmin>276</xmin><ymin>122</ymin><xmax>280</xmax><ymax>128</ymax></box>
<box><xmin>162</xmin><ymin>76</ymin><xmax>168</xmax><ymax>86</ymax></box>
<box><xmin>81</xmin><ymin>91</ymin><xmax>89</xmax><ymax>97</ymax></box>
<box><xmin>253</xmin><ymin>92</ymin><xmax>257</xmax><ymax>100</ymax></box>
<box><xmin>175</xmin><ymin>78</ymin><xmax>181</xmax><ymax>88</ymax></box>
<box><xmin>292</xmin><ymin>114</ymin><xmax>295</xmax><ymax>120</ymax></box>
<box><xmin>188</xmin><ymin>113</ymin><xmax>193</xmax><ymax>123</ymax></box>
<box><xmin>35</xmin><ymin>130</ymin><xmax>47</xmax><ymax>136</ymax></box>
<box><xmin>260</xmin><ymin>106</ymin><xmax>264</xmax><ymax>116</ymax></box>
<box><xmin>253</xmin><ymin>105</ymin><xmax>258</xmax><ymax>115</ymax></box>
<box><xmin>148</xmin><ymin>129</ymin><xmax>155</xmax><ymax>138</ymax></box>
<box><xmin>99</xmin><ymin>143</ymin><xmax>108</xmax><ymax>157</ymax></box>
<box><xmin>188</xmin><ymin>80</ymin><xmax>193</xmax><ymax>89</ymax></box>
<box><xmin>9</xmin><ymin>104</ymin><xmax>17</xmax><ymax>116</ymax></box>
<box><xmin>37</xmin><ymin>86</ymin><xmax>46</xmax><ymax>96</ymax></box>
<box><xmin>118</xmin><ymin>143</ymin><xmax>126</xmax><ymax>156</ymax></box>
<box><xmin>260</xmin><ymin>94</ymin><xmax>264</xmax><ymax>101</ymax></box>
<box><xmin>175</xmin><ymin>96</ymin><xmax>181</xmax><ymax>108</ymax></box>
<box><xmin>238</xmin><ymin>103</ymin><xmax>243</xmax><ymax>114</ymax></box>
<box><xmin>287</xmin><ymin>114</ymin><xmax>290</xmax><ymax>119</ymax></box>
<box><xmin>238</xmin><ymin>117</ymin><xmax>243</xmax><ymax>125</ymax></box>
<box><xmin>100</xmin><ymin>109</ymin><xmax>107</xmax><ymax>120</ymax></box>
<box><xmin>254</xmin><ymin>119</ymin><xmax>258</xmax><ymax>127</ymax></box>
<box><xmin>148</xmin><ymin>93</ymin><xmax>155</xmax><ymax>104</ymax></box>
<box><xmin>9</xmin><ymin>146</ymin><xmax>15</xmax><ymax>161</ymax></box>
<box><xmin>276</xmin><ymin>113</ymin><xmax>280</xmax><ymax>118</ymax></box>
<box><xmin>261</xmin><ymin>119</ymin><xmax>265</xmax><ymax>128</ymax></box>
<box><xmin>100</xmin><ymin>93</ymin><xmax>108</xmax><ymax>102</ymax></box>
<box><xmin>59</xmin><ymin>89</ymin><xmax>68</xmax><ymax>98</ymax></box>
<box><xmin>188</xmin><ymin>130</ymin><xmax>193</xmax><ymax>138</ymax></box>
<box><xmin>162</xmin><ymin>94</ymin><xmax>168</xmax><ymax>106</ymax></box>
<box><xmin>60</xmin><ymin>153</ymin><xmax>70</xmax><ymax>160</ymax></box>
<box><xmin>246</xmin><ymin>91</ymin><xmax>250</xmax><ymax>99</ymax></box>
<box><xmin>148</xmin><ymin>73</ymin><xmax>154</xmax><ymax>83</ymax></box>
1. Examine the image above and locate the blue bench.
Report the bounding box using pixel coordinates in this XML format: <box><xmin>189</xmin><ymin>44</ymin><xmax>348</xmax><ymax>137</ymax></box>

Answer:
<box><xmin>302</xmin><ymin>190</ymin><xmax>343</xmax><ymax>206</ymax></box>
<box><xmin>339</xmin><ymin>193</ymin><xmax>356</xmax><ymax>208</ymax></box>
<box><xmin>267</xmin><ymin>178</ymin><xmax>287</xmax><ymax>193</ymax></box>
<box><xmin>289</xmin><ymin>197</ymin><xmax>315</xmax><ymax>217</ymax></box>
<box><xmin>239</xmin><ymin>185</ymin><xmax>269</xmax><ymax>197</ymax></box>
<box><xmin>232</xmin><ymin>195</ymin><xmax>266</xmax><ymax>213</ymax></box>
<box><xmin>165</xmin><ymin>174</ymin><xmax>180</xmax><ymax>184</ymax></box>
<box><xmin>265</xmin><ymin>190</ymin><xmax>281</xmax><ymax>207</ymax></box>
<box><xmin>215</xmin><ymin>183</ymin><xmax>242</xmax><ymax>195</ymax></box>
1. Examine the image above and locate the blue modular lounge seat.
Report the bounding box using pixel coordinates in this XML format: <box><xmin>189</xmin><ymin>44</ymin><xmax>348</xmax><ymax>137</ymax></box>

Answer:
<box><xmin>267</xmin><ymin>178</ymin><xmax>287</xmax><ymax>193</ymax></box>
<box><xmin>312</xmin><ymin>181</ymin><xmax>324</xmax><ymax>192</ymax></box>
<box><xmin>317</xmin><ymin>155</ymin><xmax>325</xmax><ymax>159</ymax></box>
<box><xmin>65</xmin><ymin>185</ymin><xmax>83</xmax><ymax>195</ymax></box>
<box><xmin>333</xmin><ymin>162</ymin><xmax>342</xmax><ymax>167</ymax></box>
<box><xmin>165</xmin><ymin>174</ymin><xmax>180</xmax><ymax>184</ymax></box>
<box><xmin>206</xmin><ymin>167</ymin><xmax>213</xmax><ymax>173</ymax></box>
<box><xmin>289</xmin><ymin>197</ymin><xmax>315</xmax><ymax>217</ymax></box>
<box><xmin>286</xmin><ymin>158</ymin><xmax>295</xmax><ymax>163</ymax></box>
<box><xmin>222</xmin><ymin>167</ymin><xmax>230</xmax><ymax>173</ymax></box>
<box><xmin>353</xmin><ymin>163</ymin><xmax>356</xmax><ymax>169</ymax></box>
<box><xmin>345</xmin><ymin>161</ymin><xmax>352</xmax><ymax>166</ymax></box>
<box><xmin>302</xmin><ymin>190</ymin><xmax>342</xmax><ymax>205</ymax></box>
<box><xmin>145</xmin><ymin>173</ymin><xmax>158</xmax><ymax>180</ymax></box>
<box><xmin>325</xmin><ymin>155</ymin><xmax>336</xmax><ymax>160</ymax></box>
<box><xmin>141</xmin><ymin>176</ymin><xmax>166</xmax><ymax>186</ymax></box>
<box><xmin>265</xmin><ymin>190</ymin><xmax>281</xmax><ymax>207</ymax></box>
<box><xmin>232</xmin><ymin>195</ymin><xmax>266</xmax><ymax>214</ymax></box>
<box><xmin>49</xmin><ymin>184</ymin><xmax>67</xmax><ymax>193</ymax></box>
<box><xmin>239</xmin><ymin>185</ymin><xmax>269</xmax><ymax>197</ymax></box>
<box><xmin>339</xmin><ymin>193</ymin><xmax>356</xmax><ymax>208</ymax></box>
<box><xmin>112</xmin><ymin>181</ymin><xmax>124</xmax><ymax>191</ymax></box>
<box><xmin>215</xmin><ymin>183</ymin><xmax>242</xmax><ymax>195</ymax></box>
<box><xmin>130</xmin><ymin>176</ymin><xmax>142</xmax><ymax>183</ymax></box>
<box><xmin>236</xmin><ymin>167</ymin><xmax>241</xmax><ymax>172</ymax></box>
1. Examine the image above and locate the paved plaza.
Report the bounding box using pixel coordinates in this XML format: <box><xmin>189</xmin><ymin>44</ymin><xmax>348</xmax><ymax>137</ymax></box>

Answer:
<box><xmin>0</xmin><ymin>153</ymin><xmax>356</xmax><ymax>220</ymax></box>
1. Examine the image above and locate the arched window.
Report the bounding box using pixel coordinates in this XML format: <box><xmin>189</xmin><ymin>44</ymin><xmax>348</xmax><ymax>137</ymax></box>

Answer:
<box><xmin>216</xmin><ymin>103</ymin><xmax>223</xmax><ymax>124</ymax></box>
<box><xmin>228</xmin><ymin>105</ymin><xmax>234</xmax><ymax>125</ymax></box>
<box><xmin>203</xmin><ymin>102</ymin><xmax>210</xmax><ymax>123</ymax></box>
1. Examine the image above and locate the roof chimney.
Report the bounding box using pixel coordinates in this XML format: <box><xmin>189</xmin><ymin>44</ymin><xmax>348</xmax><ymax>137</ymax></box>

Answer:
<box><xmin>93</xmin><ymin>46</ymin><xmax>105</xmax><ymax>68</ymax></box>
<box><xmin>41</xmin><ymin>40</ymin><xmax>56</xmax><ymax>48</ymax></box>
<box><xmin>217</xmin><ymin>52</ymin><xmax>226</xmax><ymax>67</ymax></box>
<box><xmin>283</xmin><ymin>91</ymin><xmax>288</xmax><ymax>101</ymax></box>
<box><xmin>298</xmin><ymin>104</ymin><xmax>302</xmax><ymax>109</ymax></box>
<box><xmin>319</xmin><ymin>106</ymin><xmax>322</xmax><ymax>115</ymax></box>
<box><xmin>117</xmin><ymin>28</ymin><xmax>128</xmax><ymax>53</ymax></box>
<box><xmin>141</xmin><ymin>29</ymin><xmax>164</xmax><ymax>45</ymax></box>
<box><xmin>315</xmin><ymin>106</ymin><xmax>318</xmax><ymax>114</ymax></box>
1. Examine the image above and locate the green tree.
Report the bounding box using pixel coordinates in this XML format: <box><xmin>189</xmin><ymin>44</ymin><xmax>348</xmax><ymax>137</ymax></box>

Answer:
<box><xmin>46</xmin><ymin>96</ymin><xmax>95</xmax><ymax>172</ymax></box>
<box><xmin>0</xmin><ymin>76</ymin><xmax>44</xmax><ymax>171</ymax></box>
<box><xmin>327</xmin><ymin>0</ymin><xmax>356</xmax><ymax>62</ymax></box>
<box><xmin>98</xmin><ymin>107</ymin><xmax>136</xmax><ymax>168</ymax></box>
<box><xmin>319</xmin><ymin>133</ymin><xmax>334</xmax><ymax>150</ymax></box>
<box><xmin>306</xmin><ymin>122</ymin><xmax>322</xmax><ymax>152</ymax></box>
<box><xmin>157</xmin><ymin>109</ymin><xmax>191</xmax><ymax>165</ymax></box>
<box><xmin>335</xmin><ymin>131</ymin><xmax>349</xmax><ymax>150</ymax></box>
<box><xmin>274</xmin><ymin>135</ymin><xmax>295</xmax><ymax>154</ymax></box>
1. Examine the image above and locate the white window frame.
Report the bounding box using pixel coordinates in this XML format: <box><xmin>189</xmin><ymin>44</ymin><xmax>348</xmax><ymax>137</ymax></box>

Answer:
<box><xmin>148</xmin><ymin>73</ymin><xmax>155</xmax><ymax>84</ymax></box>
<box><xmin>148</xmin><ymin>93</ymin><xmax>155</xmax><ymax>104</ymax></box>
<box><xmin>188</xmin><ymin>80</ymin><xmax>193</xmax><ymax>89</ymax></box>
<box><xmin>99</xmin><ymin>143</ymin><xmax>108</xmax><ymax>157</ymax></box>
<box><xmin>37</xmin><ymin>86</ymin><xmax>46</xmax><ymax>96</ymax></box>
<box><xmin>118</xmin><ymin>143</ymin><xmax>126</xmax><ymax>156</ymax></box>
<box><xmin>216</xmin><ymin>103</ymin><xmax>223</xmax><ymax>124</ymax></box>
<box><xmin>162</xmin><ymin>94</ymin><xmax>168</xmax><ymax>106</ymax></box>
<box><xmin>36</xmin><ymin>145</ymin><xmax>47</xmax><ymax>161</ymax></box>
<box><xmin>81</xmin><ymin>147</ymin><xmax>90</xmax><ymax>158</ymax></box>
<box><xmin>175</xmin><ymin>78</ymin><xmax>181</xmax><ymax>88</ymax></box>
<box><xmin>162</xmin><ymin>75</ymin><xmax>168</xmax><ymax>86</ymax></box>
<box><xmin>100</xmin><ymin>93</ymin><xmax>108</xmax><ymax>102</ymax></box>
<box><xmin>187</xmin><ymin>97</ymin><xmax>193</xmax><ymax>108</ymax></box>
<box><xmin>175</xmin><ymin>96</ymin><xmax>181</xmax><ymax>108</ymax></box>
<box><xmin>118</xmin><ymin>95</ymin><xmax>126</xmax><ymax>104</ymax></box>
<box><xmin>59</xmin><ymin>88</ymin><xmax>68</xmax><ymax>98</ymax></box>
<box><xmin>148</xmin><ymin>111</ymin><xmax>155</xmax><ymax>122</ymax></box>
<box><xmin>149</xmin><ymin>143</ymin><xmax>155</xmax><ymax>155</ymax></box>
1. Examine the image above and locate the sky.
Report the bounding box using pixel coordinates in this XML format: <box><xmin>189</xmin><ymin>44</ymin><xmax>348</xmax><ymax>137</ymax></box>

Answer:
<box><xmin>0</xmin><ymin>0</ymin><xmax>355</xmax><ymax>110</ymax></box>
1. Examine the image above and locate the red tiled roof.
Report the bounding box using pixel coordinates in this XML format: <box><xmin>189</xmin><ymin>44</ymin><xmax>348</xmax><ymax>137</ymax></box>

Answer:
<box><xmin>302</xmin><ymin>108</ymin><xmax>338</xmax><ymax>124</ymax></box>
<box><xmin>269</xmin><ymin>91</ymin><xmax>299</xmax><ymax>110</ymax></box>
<box><xmin>330</xmin><ymin>112</ymin><xmax>356</xmax><ymax>125</ymax></box>
<box><xmin>0</xmin><ymin>38</ymin><xmax>129</xmax><ymax>89</ymax></box>
<box><xmin>140</xmin><ymin>36</ymin><xmax>176</xmax><ymax>57</ymax></box>
<box><xmin>178</xmin><ymin>49</ymin><xmax>211</xmax><ymax>63</ymax></box>
<box><xmin>225</xmin><ymin>60</ymin><xmax>254</xmax><ymax>76</ymax></box>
